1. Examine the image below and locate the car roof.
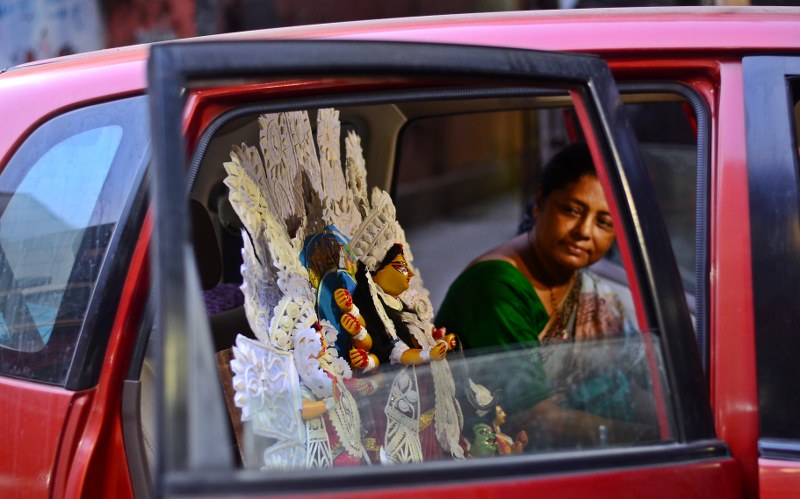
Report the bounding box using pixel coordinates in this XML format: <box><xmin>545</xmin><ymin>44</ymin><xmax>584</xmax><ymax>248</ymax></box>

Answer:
<box><xmin>228</xmin><ymin>6</ymin><xmax>800</xmax><ymax>54</ymax></box>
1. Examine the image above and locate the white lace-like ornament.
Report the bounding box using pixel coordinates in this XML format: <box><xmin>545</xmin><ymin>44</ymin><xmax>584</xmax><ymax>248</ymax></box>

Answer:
<box><xmin>295</xmin><ymin>327</ymin><xmax>363</xmax><ymax>460</ymax></box>
<box><xmin>225</xmin><ymin>107</ymin><xmax>466</xmax><ymax>469</ymax></box>
<box><xmin>350</xmin><ymin>189</ymin><xmax>402</xmax><ymax>272</ymax></box>
<box><xmin>293</xmin><ymin>327</ymin><xmax>334</xmax><ymax>399</ymax></box>
<box><xmin>323</xmin><ymin>371</ymin><xmax>363</xmax><ymax>459</ymax></box>
<box><xmin>366</xmin><ymin>272</ymin><xmax>399</xmax><ymax>344</ymax></box>
<box><xmin>316</xmin><ymin>108</ymin><xmax>347</xmax><ymax>208</ymax></box>
<box><xmin>383</xmin><ymin>367</ymin><xmax>424</xmax><ymax>464</ymax></box>
<box><xmin>266</xmin><ymin>276</ymin><xmax>317</xmax><ymax>351</ymax></box>
<box><xmin>396</xmin><ymin>225</ymin><xmax>465</xmax><ymax>459</ymax></box>
<box><xmin>230</xmin><ymin>336</ymin><xmax>306</xmax><ymax>469</ymax></box>
<box><xmin>300</xmin><ymin>385</ymin><xmax>334</xmax><ymax>469</ymax></box>
<box><xmin>224</xmin><ymin>148</ymin><xmax>283</xmax><ymax>317</ymax></box>
<box><xmin>226</xmin><ymin>109</ymin><xmax>371</xmax><ymax>470</ymax></box>
<box><xmin>402</xmin><ymin>311</ymin><xmax>465</xmax><ymax>459</ymax></box>
<box><xmin>319</xmin><ymin>319</ymin><xmax>352</xmax><ymax>380</ymax></box>
<box><xmin>345</xmin><ymin>130</ymin><xmax>369</xmax><ymax>224</ymax></box>
<box><xmin>259</xmin><ymin>113</ymin><xmax>308</xmax><ymax>227</ymax></box>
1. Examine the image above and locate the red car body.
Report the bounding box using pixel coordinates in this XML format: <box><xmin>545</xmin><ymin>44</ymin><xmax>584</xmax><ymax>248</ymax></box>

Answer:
<box><xmin>0</xmin><ymin>7</ymin><xmax>798</xmax><ymax>498</ymax></box>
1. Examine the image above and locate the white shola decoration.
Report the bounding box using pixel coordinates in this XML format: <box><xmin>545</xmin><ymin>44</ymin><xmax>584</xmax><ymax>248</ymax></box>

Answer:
<box><xmin>224</xmin><ymin>109</ymin><xmax>369</xmax><ymax>470</ymax></box>
<box><xmin>230</xmin><ymin>335</ymin><xmax>306</xmax><ymax>469</ymax></box>
<box><xmin>223</xmin><ymin>107</ymin><xmax>462</xmax><ymax>469</ymax></box>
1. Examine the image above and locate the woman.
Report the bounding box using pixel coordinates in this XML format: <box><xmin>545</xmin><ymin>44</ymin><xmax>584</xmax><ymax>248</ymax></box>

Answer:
<box><xmin>436</xmin><ymin>143</ymin><xmax>656</xmax><ymax>448</ymax></box>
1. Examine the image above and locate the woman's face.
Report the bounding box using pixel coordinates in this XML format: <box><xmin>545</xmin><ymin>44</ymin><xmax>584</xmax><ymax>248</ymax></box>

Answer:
<box><xmin>373</xmin><ymin>252</ymin><xmax>414</xmax><ymax>297</ymax></box>
<box><xmin>531</xmin><ymin>173</ymin><xmax>615</xmax><ymax>275</ymax></box>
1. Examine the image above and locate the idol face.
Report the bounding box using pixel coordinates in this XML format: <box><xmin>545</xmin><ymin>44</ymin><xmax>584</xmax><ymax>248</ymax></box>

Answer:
<box><xmin>531</xmin><ymin>173</ymin><xmax>615</xmax><ymax>276</ymax></box>
<box><xmin>373</xmin><ymin>252</ymin><xmax>414</xmax><ymax>297</ymax></box>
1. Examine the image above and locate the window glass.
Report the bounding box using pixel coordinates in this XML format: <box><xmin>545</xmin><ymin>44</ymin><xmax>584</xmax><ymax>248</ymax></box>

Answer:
<box><xmin>0</xmin><ymin>126</ymin><xmax>122</xmax><ymax>350</ymax></box>
<box><xmin>396</xmin><ymin>110</ymin><xmax>531</xmax><ymax>309</ymax></box>
<box><xmin>192</xmin><ymin>97</ymin><xmax>677</xmax><ymax>473</ymax></box>
<box><xmin>394</xmin><ymin>98</ymin><xmax>692</xmax><ymax>455</ymax></box>
<box><xmin>624</xmin><ymin>101</ymin><xmax>698</xmax><ymax>304</ymax></box>
<box><xmin>0</xmin><ymin>97</ymin><xmax>147</xmax><ymax>384</ymax></box>
<box><xmin>232</xmin><ymin>336</ymin><xmax>667</xmax><ymax>468</ymax></box>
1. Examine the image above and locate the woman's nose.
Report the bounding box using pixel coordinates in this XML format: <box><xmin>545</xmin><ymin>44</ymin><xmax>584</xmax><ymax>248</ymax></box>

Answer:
<box><xmin>571</xmin><ymin>217</ymin><xmax>591</xmax><ymax>238</ymax></box>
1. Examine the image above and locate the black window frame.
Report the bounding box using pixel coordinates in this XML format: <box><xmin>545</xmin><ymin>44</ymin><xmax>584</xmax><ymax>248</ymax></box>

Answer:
<box><xmin>148</xmin><ymin>40</ymin><xmax>717</xmax><ymax>496</ymax></box>
<box><xmin>743</xmin><ymin>56</ymin><xmax>800</xmax><ymax>458</ymax></box>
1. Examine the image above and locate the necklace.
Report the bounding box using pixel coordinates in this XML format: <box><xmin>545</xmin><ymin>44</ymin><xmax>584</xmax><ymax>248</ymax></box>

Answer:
<box><xmin>548</xmin><ymin>286</ymin><xmax>570</xmax><ymax>341</ymax></box>
<box><xmin>542</xmin><ymin>280</ymin><xmax>580</xmax><ymax>344</ymax></box>
<box><xmin>527</xmin><ymin>230</ymin><xmax>578</xmax><ymax>343</ymax></box>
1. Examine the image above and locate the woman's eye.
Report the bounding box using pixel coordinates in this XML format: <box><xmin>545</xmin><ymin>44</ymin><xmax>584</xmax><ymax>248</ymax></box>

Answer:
<box><xmin>562</xmin><ymin>204</ymin><xmax>581</xmax><ymax>216</ymax></box>
<box><xmin>597</xmin><ymin>218</ymin><xmax>613</xmax><ymax>230</ymax></box>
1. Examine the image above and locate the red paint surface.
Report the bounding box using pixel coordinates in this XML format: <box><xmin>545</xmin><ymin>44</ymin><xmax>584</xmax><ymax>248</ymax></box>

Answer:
<box><xmin>0</xmin><ymin>379</ymin><xmax>86</xmax><ymax>498</ymax></box>
<box><xmin>760</xmin><ymin>459</ymin><xmax>800</xmax><ymax>499</ymax></box>
<box><xmin>0</xmin><ymin>52</ymin><xmax>146</xmax><ymax>168</ymax></box>
<box><xmin>59</xmin><ymin>212</ymin><xmax>151</xmax><ymax>498</ymax></box>
<box><xmin>263</xmin><ymin>458</ymin><xmax>743</xmax><ymax>499</ymax></box>
<box><xmin>710</xmin><ymin>62</ymin><xmax>759</xmax><ymax>499</ymax></box>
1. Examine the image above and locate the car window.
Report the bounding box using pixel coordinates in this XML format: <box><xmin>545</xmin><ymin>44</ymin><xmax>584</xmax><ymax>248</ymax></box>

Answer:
<box><xmin>0</xmin><ymin>96</ymin><xmax>147</xmax><ymax>384</ymax></box>
<box><xmin>185</xmin><ymin>95</ymin><xmax>680</xmax><ymax>475</ymax></box>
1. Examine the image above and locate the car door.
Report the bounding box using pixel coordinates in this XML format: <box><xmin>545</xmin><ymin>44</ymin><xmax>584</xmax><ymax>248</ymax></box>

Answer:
<box><xmin>147</xmin><ymin>40</ymin><xmax>741</xmax><ymax>498</ymax></box>
<box><xmin>743</xmin><ymin>55</ymin><xmax>800</xmax><ymax>498</ymax></box>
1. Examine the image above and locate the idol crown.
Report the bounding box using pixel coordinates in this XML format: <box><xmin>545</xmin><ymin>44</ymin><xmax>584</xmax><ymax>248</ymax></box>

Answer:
<box><xmin>350</xmin><ymin>188</ymin><xmax>399</xmax><ymax>272</ymax></box>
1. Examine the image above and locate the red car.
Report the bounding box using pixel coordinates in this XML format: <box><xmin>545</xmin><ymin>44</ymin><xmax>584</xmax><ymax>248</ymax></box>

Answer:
<box><xmin>1</xmin><ymin>7</ymin><xmax>798</xmax><ymax>498</ymax></box>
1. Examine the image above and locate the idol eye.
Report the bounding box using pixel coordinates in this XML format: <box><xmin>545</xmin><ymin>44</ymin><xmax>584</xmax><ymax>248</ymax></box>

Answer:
<box><xmin>391</xmin><ymin>263</ymin><xmax>409</xmax><ymax>275</ymax></box>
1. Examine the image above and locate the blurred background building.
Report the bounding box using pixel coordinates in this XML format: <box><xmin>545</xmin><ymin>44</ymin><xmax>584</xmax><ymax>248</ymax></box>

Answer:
<box><xmin>2</xmin><ymin>0</ymin><xmax>779</xmax><ymax>69</ymax></box>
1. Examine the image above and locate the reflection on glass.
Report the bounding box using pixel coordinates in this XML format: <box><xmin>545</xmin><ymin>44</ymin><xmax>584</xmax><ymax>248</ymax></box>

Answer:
<box><xmin>0</xmin><ymin>126</ymin><xmax>122</xmax><ymax>352</ymax></box>
<box><xmin>458</xmin><ymin>336</ymin><xmax>664</xmax><ymax>453</ymax></box>
<box><xmin>234</xmin><ymin>334</ymin><xmax>668</xmax><ymax>470</ymax></box>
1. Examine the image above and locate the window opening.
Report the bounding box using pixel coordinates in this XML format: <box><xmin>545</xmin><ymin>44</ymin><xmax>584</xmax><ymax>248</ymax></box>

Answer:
<box><xmin>187</xmin><ymin>99</ymin><xmax>675</xmax><ymax>474</ymax></box>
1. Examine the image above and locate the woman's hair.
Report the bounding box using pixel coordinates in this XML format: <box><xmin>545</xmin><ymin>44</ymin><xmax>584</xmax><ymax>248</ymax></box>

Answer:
<box><xmin>518</xmin><ymin>143</ymin><xmax>597</xmax><ymax>234</ymax></box>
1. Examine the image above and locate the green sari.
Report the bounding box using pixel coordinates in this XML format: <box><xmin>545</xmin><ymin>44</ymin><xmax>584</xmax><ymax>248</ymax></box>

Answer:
<box><xmin>436</xmin><ymin>260</ymin><xmax>639</xmax><ymax>422</ymax></box>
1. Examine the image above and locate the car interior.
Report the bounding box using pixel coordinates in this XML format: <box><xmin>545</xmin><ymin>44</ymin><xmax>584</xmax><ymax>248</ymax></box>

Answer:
<box><xmin>123</xmin><ymin>85</ymin><xmax>702</xmax><ymax>490</ymax></box>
